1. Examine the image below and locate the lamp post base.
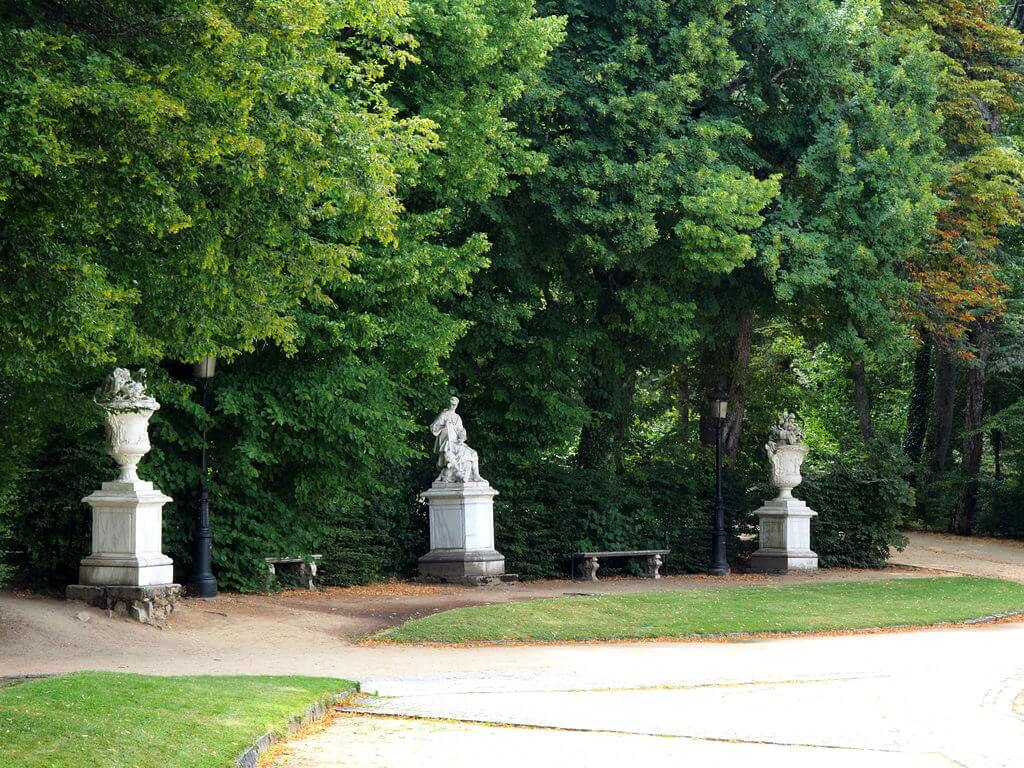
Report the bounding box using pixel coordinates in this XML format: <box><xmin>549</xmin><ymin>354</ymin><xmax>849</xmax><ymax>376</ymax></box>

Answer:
<box><xmin>188</xmin><ymin>577</ymin><xmax>218</xmax><ymax>599</ymax></box>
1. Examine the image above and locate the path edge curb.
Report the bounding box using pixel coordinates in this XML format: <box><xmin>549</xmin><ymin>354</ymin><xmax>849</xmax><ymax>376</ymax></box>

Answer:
<box><xmin>235</xmin><ymin>685</ymin><xmax>360</xmax><ymax>768</ymax></box>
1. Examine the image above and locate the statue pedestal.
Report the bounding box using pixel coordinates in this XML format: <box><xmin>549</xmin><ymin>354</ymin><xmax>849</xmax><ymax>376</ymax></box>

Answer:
<box><xmin>418</xmin><ymin>481</ymin><xmax>511</xmax><ymax>585</ymax></box>
<box><xmin>67</xmin><ymin>479</ymin><xmax>180</xmax><ymax>622</ymax></box>
<box><xmin>750</xmin><ymin>496</ymin><xmax>818</xmax><ymax>573</ymax></box>
<box><xmin>75</xmin><ymin>480</ymin><xmax>175</xmax><ymax>586</ymax></box>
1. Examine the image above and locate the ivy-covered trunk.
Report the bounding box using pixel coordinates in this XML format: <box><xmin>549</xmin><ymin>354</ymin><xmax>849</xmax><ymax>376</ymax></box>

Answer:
<box><xmin>951</xmin><ymin>325</ymin><xmax>991</xmax><ymax>535</ymax></box>
<box><xmin>929</xmin><ymin>348</ymin><xmax>957</xmax><ymax>473</ymax></box>
<box><xmin>903</xmin><ymin>333</ymin><xmax>933</xmax><ymax>463</ymax></box>
<box><xmin>849</xmin><ymin>360</ymin><xmax>874</xmax><ymax>446</ymax></box>
<box><xmin>723</xmin><ymin>307</ymin><xmax>754</xmax><ymax>466</ymax></box>
<box><xmin>576</xmin><ymin>358</ymin><xmax>636</xmax><ymax>474</ymax></box>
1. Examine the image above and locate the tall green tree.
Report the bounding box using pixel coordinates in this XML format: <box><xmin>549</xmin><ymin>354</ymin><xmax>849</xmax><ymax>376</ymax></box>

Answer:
<box><xmin>1</xmin><ymin>0</ymin><xmax>429</xmax><ymax>380</ymax></box>
<box><xmin>887</xmin><ymin>0</ymin><xmax>1024</xmax><ymax>534</ymax></box>
<box><xmin>456</xmin><ymin>0</ymin><xmax>778</xmax><ymax>475</ymax></box>
<box><xmin>702</xmin><ymin>0</ymin><xmax>945</xmax><ymax>456</ymax></box>
<box><xmin>147</xmin><ymin>0</ymin><xmax>564</xmax><ymax>588</ymax></box>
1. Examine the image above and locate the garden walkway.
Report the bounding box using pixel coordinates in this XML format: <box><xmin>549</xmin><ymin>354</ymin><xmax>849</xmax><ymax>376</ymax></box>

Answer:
<box><xmin>267</xmin><ymin>620</ymin><xmax>1024</xmax><ymax>768</ymax></box>
<box><xmin>891</xmin><ymin>531</ymin><xmax>1024</xmax><ymax>583</ymax></box>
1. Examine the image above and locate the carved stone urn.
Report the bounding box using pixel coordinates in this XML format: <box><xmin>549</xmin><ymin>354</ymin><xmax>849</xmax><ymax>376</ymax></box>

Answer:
<box><xmin>102</xmin><ymin>402</ymin><xmax>158</xmax><ymax>482</ymax></box>
<box><xmin>751</xmin><ymin>413</ymin><xmax>818</xmax><ymax>573</ymax></box>
<box><xmin>768</xmin><ymin>443</ymin><xmax>810</xmax><ymax>500</ymax></box>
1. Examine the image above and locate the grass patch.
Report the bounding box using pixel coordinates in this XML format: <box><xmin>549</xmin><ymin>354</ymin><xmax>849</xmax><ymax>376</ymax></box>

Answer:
<box><xmin>0</xmin><ymin>672</ymin><xmax>355</xmax><ymax>768</ymax></box>
<box><xmin>379</xmin><ymin>576</ymin><xmax>1024</xmax><ymax>643</ymax></box>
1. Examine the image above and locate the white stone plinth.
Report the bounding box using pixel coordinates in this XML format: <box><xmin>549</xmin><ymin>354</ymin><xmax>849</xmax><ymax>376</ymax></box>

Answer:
<box><xmin>750</xmin><ymin>496</ymin><xmax>818</xmax><ymax>573</ymax></box>
<box><xmin>77</xmin><ymin>479</ymin><xmax>175</xmax><ymax>587</ymax></box>
<box><xmin>418</xmin><ymin>481</ymin><xmax>507</xmax><ymax>583</ymax></box>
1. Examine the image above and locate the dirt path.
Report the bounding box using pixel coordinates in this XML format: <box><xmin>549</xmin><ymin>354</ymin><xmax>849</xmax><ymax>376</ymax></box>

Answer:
<box><xmin>891</xmin><ymin>531</ymin><xmax>1024</xmax><ymax>583</ymax></box>
<box><xmin>0</xmin><ymin>567</ymin><xmax>931</xmax><ymax>678</ymax></box>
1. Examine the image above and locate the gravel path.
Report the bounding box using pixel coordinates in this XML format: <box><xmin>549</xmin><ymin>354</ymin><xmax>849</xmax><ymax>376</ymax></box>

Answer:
<box><xmin>0</xmin><ymin>566</ymin><xmax>931</xmax><ymax>678</ymax></box>
<box><xmin>891</xmin><ymin>531</ymin><xmax>1024</xmax><ymax>583</ymax></box>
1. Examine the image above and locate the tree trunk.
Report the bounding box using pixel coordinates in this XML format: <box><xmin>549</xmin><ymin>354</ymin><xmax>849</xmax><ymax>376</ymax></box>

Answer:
<box><xmin>696</xmin><ymin>306</ymin><xmax>754</xmax><ymax>465</ymax></box>
<box><xmin>950</xmin><ymin>326</ymin><xmax>991</xmax><ymax>536</ymax></box>
<box><xmin>992</xmin><ymin>428</ymin><xmax>1002</xmax><ymax>482</ymax></box>
<box><xmin>723</xmin><ymin>307</ymin><xmax>754</xmax><ymax>465</ymax></box>
<box><xmin>902</xmin><ymin>333</ymin><xmax>932</xmax><ymax>463</ymax></box>
<box><xmin>849</xmin><ymin>360</ymin><xmax>874</xmax><ymax>446</ymax></box>
<box><xmin>990</xmin><ymin>377</ymin><xmax>1002</xmax><ymax>483</ymax></box>
<box><xmin>576</xmin><ymin>277</ymin><xmax>636</xmax><ymax>473</ymax></box>
<box><xmin>675</xmin><ymin>369</ymin><xmax>690</xmax><ymax>433</ymax></box>
<box><xmin>929</xmin><ymin>348</ymin><xmax>957</xmax><ymax>473</ymax></box>
<box><xmin>576</xmin><ymin>365</ymin><xmax>634</xmax><ymax>473</ymax></box>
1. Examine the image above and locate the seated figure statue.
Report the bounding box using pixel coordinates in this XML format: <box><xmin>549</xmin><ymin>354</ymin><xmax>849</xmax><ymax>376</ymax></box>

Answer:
<box><xmin>430</xmin><ymin>396</ymin><xmax>484</xmax><ymax>483</ymax></box>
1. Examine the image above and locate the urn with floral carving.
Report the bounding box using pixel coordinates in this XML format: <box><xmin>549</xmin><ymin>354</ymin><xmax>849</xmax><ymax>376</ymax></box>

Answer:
<box><xmin>95</xmin><ymin>368</ymin><xmax>160</xmax><ymax>483</ymax></box>
<box><xmin>768</xmin><ymin>443</ymin><xmax>809</xmax><ymax>500</ymax></box>
<box><xmin>102</xmin><ymin>405</ymin><xmax>158</xmax><ymax>482</ymax></box>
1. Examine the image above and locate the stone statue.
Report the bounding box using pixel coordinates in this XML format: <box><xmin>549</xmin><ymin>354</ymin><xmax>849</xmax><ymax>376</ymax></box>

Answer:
<box><xmin>764</xmin><ymin>411</ymin><xmax>809</xmax><ymax>501</ymax></box>
<box><xmin>419</xmin><ymin>397</ymin><xmax>506</xmax><ymax>582</ymax></box>
<box><xmin>430</xmin><ymin>396</ymin><xmax>484</xmax><ymax>483</ymax></box>
<box><xmin>72</xmin><ymin>367</ymin><xmax>177</xmax><ymax>619</ymax></box>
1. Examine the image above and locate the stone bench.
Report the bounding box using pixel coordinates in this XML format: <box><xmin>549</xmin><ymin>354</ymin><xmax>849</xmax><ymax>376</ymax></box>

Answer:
<box><xmin>265</xmin><ymin>555</ymin><xmax>322</xmax><ymax>590</ymax></box>
<box><xmin>572</xmin><ymin>549</ymin><xmax>669</xmax><ymax>581</ymax></box>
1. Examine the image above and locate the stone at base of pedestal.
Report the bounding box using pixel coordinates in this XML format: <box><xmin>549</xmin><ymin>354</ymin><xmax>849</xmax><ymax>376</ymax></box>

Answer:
<box><xmin>417</xmin><ymin>548</ymin><xmax>511</xmax><ymax>585</ymax></box>
<box><xmin>66</xmin><ymin>583</ymin><xmax>182</xmax><ymax>624</ymax></box>
<box><xmin>749</xmin><ymin>550</ymin><xmax>819</xmax><ymax>573</ymax></box>
<box><xmin>414</xmin><ymin>573</ymin><xmax>520</xmax><ymax>586</ymax></box>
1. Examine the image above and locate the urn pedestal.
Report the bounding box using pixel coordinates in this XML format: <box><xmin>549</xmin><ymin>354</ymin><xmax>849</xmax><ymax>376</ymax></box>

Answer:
<box><xmin>751</xmin><ymin>443</ymin><xmax>819</xmax><ymax>573</ymax></box>
<box><xmin>77</xmin><ymin>479</ymin><xmax>175</xmax><ymax>586</ymax></box>
<box><xmin>418</xmin><ymin>481</ymin><xmax>512</xmax><ymax>585</ymax></box>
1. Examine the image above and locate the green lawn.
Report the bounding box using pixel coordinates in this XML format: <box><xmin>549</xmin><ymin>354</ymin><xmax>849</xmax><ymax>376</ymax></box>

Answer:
<box><xmin>0</xmin><ymin>672</ymin><xmax>355</xmax><ymax>768</ymax></box>
<box><xmin>379</xmin><ymin>576</ymin><xmax>1024</xmax><ymax>643</ymax></box>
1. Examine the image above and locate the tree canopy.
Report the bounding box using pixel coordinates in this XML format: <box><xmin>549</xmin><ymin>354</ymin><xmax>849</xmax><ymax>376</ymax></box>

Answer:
<box><xmin>2</xmin><ymin>0</ymin><xmax>1024</xmax><ymax>588</ymax></box>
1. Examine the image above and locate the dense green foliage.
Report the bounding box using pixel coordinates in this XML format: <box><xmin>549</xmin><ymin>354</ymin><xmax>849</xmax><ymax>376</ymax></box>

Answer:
<box><xmin>2</xmin><ymin>0</ymin><xmax>1024</xmax><ymax>589</ymax></box>
<box><xmin>0</xmin><ymin>672</ymin><xmax>355</xmax><ymax>768</ymax></box>
<box><xmin>379</xmin><ymin>576</ymin><xmax>1024</xmax><ymax>642</ymax></box>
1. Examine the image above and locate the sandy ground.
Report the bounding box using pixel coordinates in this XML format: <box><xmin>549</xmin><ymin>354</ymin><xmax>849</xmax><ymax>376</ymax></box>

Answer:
<box><xmin>890</xmin><ymin>530</ymin><xmax>1024</xmax><ymax>583</ymax></box>
<box><xmin>1</xmin><ymin>531</ymin><xmax>1022</xmax><ymax>678</ymax></box>
<box><xmin>0</xmin><ymin>565</ymin><xmax>940</xmax><ymax>678</ymax></box>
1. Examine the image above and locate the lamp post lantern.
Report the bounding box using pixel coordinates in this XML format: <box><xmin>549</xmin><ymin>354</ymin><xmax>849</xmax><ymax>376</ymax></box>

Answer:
<box><xmin>189</xmin><ymin>355</ymin><xmax>218</xmax><ymax>598</ymax></box>
<box><xmin>709</xmin><ymin>392</ymin><xmax>730</xmax><ymax>576</ymax></box>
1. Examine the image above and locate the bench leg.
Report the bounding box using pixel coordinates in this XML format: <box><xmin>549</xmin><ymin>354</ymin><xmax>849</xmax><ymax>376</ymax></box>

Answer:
<box><xmin>305</xmin><ymin>561</ymin><xmax>317</xmax><ymax>591</ymax></box>
<box><xmin>579</xmin><ymin>557</ymin><xmax>600</xmax><ymax>581</ymax></box>
<box><xmin>645</xmin><ymin>555</ymin><xmax>663</xmax><ymax>579</ymax></box>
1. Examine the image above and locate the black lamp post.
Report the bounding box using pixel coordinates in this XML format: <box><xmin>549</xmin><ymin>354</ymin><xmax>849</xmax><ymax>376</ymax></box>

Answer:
<box><xmin>709</xmin><ymin>392</ymin><xmax>730</xmax><ymax>576</ymax></box>
<box><xmin>189</xmin><ymin>355</ymin><xmax>218</xmax><ymax>598</ymax></box>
